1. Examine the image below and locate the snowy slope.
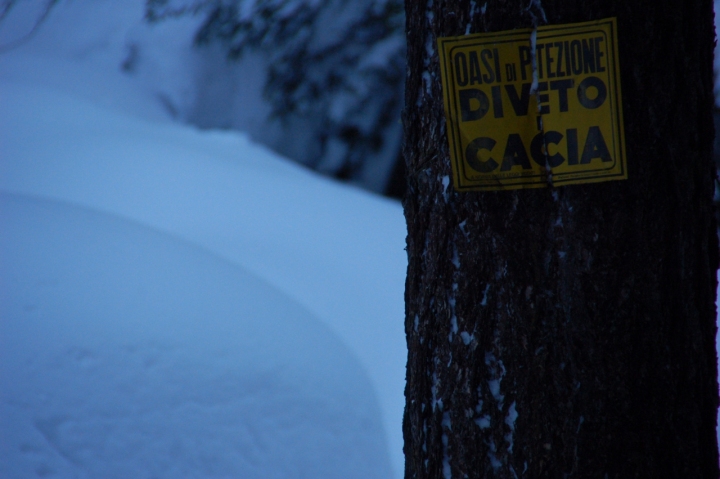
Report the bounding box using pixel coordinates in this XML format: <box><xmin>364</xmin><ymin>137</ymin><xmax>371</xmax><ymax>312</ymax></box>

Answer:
<box><xmin>0</xmin><ymin>0</ymin><xmax>183</xmax><ymax>123</ymax></box>
<box><xmin>0</xmin><ymin>77</ymin><xmax>408</xmax><ymax>477</ymax></box>
<box><xmin>0</xmin><ymin>1</ymin><xmax>408</xmax><ymax>476</ymax></box>
<box><xmin>0</xmin><ymin>193</ymin><xmax>392</xmax><ymax>479</ymax></box>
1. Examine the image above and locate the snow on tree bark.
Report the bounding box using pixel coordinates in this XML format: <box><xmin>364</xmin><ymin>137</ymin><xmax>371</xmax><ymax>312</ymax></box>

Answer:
<box><xmin>402</xmin><ymin>1</ymin><xmax>719</xmax><ymax>478</ymax></box>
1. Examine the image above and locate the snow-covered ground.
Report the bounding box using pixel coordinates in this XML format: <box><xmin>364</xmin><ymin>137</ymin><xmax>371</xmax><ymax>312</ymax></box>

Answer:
<box><xmin>0</xmin><ymin>1</ymin><xmax>407</xmax><ymax>477</ymax></box>
<box><xmin>1</xmin><ymin>193</ymin><xmax>393</xmax><ymax>479</ymax></box>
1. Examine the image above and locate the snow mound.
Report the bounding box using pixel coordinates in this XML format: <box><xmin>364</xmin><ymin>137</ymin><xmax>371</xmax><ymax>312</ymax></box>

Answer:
<box><xmin>0</xmin><ymin>77</ymin><xmax>407</xmax><ymax>478</ymax></box>
<box><xmin>0</xmin><ymin>193</ymin><xmax>392</xmax><ymax>479</ymax></box>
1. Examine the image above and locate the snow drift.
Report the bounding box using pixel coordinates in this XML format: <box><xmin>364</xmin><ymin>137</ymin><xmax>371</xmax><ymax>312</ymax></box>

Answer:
<box><xmin>0</xmin><ymin>193</ymin><xmax>392</xmax><ymax>478</ymax></box>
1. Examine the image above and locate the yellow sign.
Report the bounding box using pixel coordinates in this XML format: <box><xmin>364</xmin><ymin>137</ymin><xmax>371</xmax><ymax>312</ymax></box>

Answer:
<box><xmin>438</xmin><ymin>18</ymin><xmax>626</xmax><ymax>191</ymax></box>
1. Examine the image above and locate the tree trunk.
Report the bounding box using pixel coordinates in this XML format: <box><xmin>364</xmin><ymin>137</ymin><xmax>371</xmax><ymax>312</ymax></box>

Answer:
<box><xmin>402</xmin><ymin>1</ymin><xmax>719</xmax><ymax>478</ymax></box>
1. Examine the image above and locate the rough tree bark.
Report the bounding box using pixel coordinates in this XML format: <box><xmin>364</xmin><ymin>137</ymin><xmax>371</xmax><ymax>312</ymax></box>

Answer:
<box><xmin>402</xmin><ymin>1</ymin><xmax>719</xmax><ymax>478</ymax></box>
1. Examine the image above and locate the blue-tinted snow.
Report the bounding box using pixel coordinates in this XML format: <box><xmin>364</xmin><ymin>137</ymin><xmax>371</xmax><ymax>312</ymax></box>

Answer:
<box><xmin>0</xmin><ymin>0</ymin><xmax>408</xmax><ymax>477</ymax></box>
<box><xmin>0</xmin><ymin>193</ymin><xmax>392</xmax><ymax>479</ymax></box>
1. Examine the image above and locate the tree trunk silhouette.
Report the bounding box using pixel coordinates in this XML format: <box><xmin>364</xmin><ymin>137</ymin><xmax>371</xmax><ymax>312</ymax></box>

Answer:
<box><xmin>402</xmin><ymin>1</ymin><xmax>719</xmax><ymax>478</ymax></box>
